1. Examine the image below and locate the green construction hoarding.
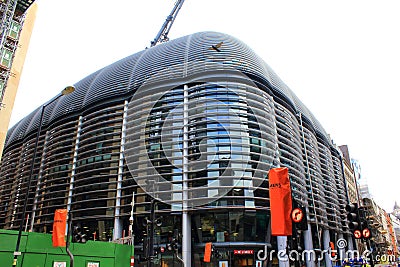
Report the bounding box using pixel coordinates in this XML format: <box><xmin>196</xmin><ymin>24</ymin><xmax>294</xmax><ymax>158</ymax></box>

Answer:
<box><xmin>0</xmin><ymin>230</ymin><xmax>132</xmax><ymax>267</ymax></box>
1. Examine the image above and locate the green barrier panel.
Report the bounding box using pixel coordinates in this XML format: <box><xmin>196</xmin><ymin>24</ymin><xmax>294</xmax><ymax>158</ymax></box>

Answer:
<box><xmin>0</xmin><ymin>230</ymin><xmax>132</xmax><ymax>267</ymax></box>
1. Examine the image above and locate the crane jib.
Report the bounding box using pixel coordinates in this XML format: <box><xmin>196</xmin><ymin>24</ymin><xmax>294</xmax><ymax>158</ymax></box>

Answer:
<box><xmin>150</xmin><ymin>0</ymin><xmax>185</xmax><ymax>47</ymax></box>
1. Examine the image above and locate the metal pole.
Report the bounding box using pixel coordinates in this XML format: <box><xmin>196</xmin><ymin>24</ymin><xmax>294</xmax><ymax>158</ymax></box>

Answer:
<box><xmin>366</xmin><ymin>238</ymin><xmax>374</xmax><ymax>267</ymax></box>
<box><xmin>11</xmin><ymin>86</ymin><xmax>74</xmax><ymax>267</ymax></box>
<box><xmin>298</xmin><ymin>113</ymin><xmax>319</xmax><ymax>267</ymax></box>
<box><xmin>182</xmin><ymin>84</ymin><xmax>190</xmax><ymax>267</ymax></box>
<box><xmin>129</xmin><ymin>192</ymin><xmax>135</xmax><ymax>265</ymax></box>
<box><xmin>114</xmin><ymin>101</ymin><xmax>128</xmax><ymax>239</ymax></box>
<box><xmin>304</xmin><ymin>222</ymin><xmax>317</xmax><ymax>267</ymax></box>
<box><xmin>12</xmin><ymin>103</ymin><xmax>46</xmax><ymax>267</ymax></box>
<box><xmin>66</xmin><ymin>212</ymin><xmax>74</xmax><ymax>267</ymax></box>
<box><xmin>147</xmin><ymin>198</ymin><xmax>158</xmax><ymax>267</ymax></box>
<box><xmin>24</xmin><ymin>214</ymin><xmax>29</xmax><ymax>232</ymax></box>
<box><xmin>323</xmin><ymin>230</ymin><xmax>333</xmax><ymax>267</ymax></box>
<box><xmin>277</xmin><ymin>236</ymin><xmax>290</xmax><ymax>267</ymax></box>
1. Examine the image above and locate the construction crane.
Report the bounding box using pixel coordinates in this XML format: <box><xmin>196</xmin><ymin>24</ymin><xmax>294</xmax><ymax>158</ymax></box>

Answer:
<box><xmin>150</xmin><ymin>0</ymin><xmax>185</xmax><ymax>47</ymax></box>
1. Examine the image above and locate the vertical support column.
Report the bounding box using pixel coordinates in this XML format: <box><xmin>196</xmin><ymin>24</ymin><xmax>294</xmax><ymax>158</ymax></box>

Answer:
<box><xmin>347</xmin><ymin>235</ymin><xmax>354</xmax><ymax>251</ymax></box>
<box><xmin>304</xmin><ymin>222</ymin><xmax>316</xmax><ymax>267</ymax></box>
<box><xmin>338</xmin><ymin>233</ymin><xmax>346</xmax><ymax>262</ymax></box>
<box><xmin>271</xmin><ymin>95</ymin><xmax>290</xmax><ymax>267</ymax></box>
<box><xmin>298</xmin><ymin>113</ymin><xmax>323</xmax><ymax>267</ymax></box>
<box><xmin>269</xmin><ymin>94</ymin><xmax>281</xmax><ymax>167</ymax></box>
<box><xmin>323</xmin><ymin>230</ymin><xmax>333</xmax><ymax>267</ymax></box>
<box><xmin>67</xmin><ymin>116</ymin><xmax>83</xmax><ymax>215</ymax></box>
<box><xmin>114</xmin><ymin>100</ymin><xmax>128</xmax><ymax>240</ymax></box>
<box><xmin>182</xmin><ymin>84</ymin><xmax>191</xmax><ymax>267</ymax></box>
<box><xmin>29</xmin><ymin>131</ymin><xmax>49</xmax><ymax>231</ymax></box>
<box><xmin>277</xmin><ymin>236</ymin><xmax>290</xmax><ymax>267</ymax></box>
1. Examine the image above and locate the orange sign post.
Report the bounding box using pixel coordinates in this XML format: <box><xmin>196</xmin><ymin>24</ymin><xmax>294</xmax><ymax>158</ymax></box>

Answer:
<box><xmin>204</xmin><ymin>242</ymin><xmax>212</xmax><ymax>262</ymax></box>
<box><xmin>269</xmin><ymin>167</ymin><xmax>292</xmax><ymax>236</ymax></box>
<box><xmin>52</xmin><ymin>209</ymin><xmax>67</xmax><ymax>247</ymax></box>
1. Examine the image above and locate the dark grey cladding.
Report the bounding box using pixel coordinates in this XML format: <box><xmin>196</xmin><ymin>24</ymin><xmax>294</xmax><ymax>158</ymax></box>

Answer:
<box><xmin>6</xmin><ymin>31</ymin><xmax>329</xmax><ymax>147</ymax></box>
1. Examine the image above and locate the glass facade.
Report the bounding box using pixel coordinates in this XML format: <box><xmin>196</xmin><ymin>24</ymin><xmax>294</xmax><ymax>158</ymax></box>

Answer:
<box><xmin>0</xmin><ymin>31</ymin><xmax>351</xmax><ymax>266</ymax></box>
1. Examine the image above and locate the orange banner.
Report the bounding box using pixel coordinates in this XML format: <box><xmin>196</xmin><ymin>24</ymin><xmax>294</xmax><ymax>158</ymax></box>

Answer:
<box><xmin>52</xmin><ymin>209</ymin><xmax>67</xmax><ymax>247</ymax></box>
<box><xmin>269</xmin><ymin>167</ymin><xmax>292</xmax><ymax>236</ymax></box>
<box><xmin>204</xmin><ymin>242</ymin><xmax>212</xmax><ymax>262</ymax></box>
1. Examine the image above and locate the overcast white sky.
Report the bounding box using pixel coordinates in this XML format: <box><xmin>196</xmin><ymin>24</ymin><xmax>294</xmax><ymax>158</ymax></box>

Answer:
<box><xmin>10</xmin><ymin>0</ymin><xmax>400</xmax><ymax>211</ymax></box>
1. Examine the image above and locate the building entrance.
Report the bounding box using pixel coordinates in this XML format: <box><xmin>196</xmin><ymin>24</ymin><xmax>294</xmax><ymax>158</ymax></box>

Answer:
<box><xmin>232</xmin><ymin>254</ymin><xmax>254</xmax><ymax>266</ymax></box>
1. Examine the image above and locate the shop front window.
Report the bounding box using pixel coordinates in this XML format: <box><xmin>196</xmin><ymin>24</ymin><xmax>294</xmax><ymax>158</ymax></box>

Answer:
<box><xmin>192</xmin><ymin>211</ymin><xmax>268</xmax><ymax>243</ymax></box>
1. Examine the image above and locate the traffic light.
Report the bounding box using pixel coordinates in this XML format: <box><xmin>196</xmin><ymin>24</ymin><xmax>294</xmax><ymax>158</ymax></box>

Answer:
<box><xmin>72</xmin><ymin>226</ymin><xmax>87</xmax><ymax>243</ymax></box>
<box><xmin>212</xmin><ymin>245</ymin><xmax>222</xmax><ymax>259</ymax></box>
<box><xmin>345</xmin><ymin>203</ymin><xmax>360</xmax><ymax>230</ymax></box>
<box><xmin>359</xmin><ymin>210</ymin><xmax>372</xmax><ymax>239</ymax></box>
<box><xmin>167</xmin><ymin>237</ymin><xmax>178</xmax><ymax>251</ymax></box>
<box><xmin>154</xmin><ymin>246</ymin><xmax>165</xmax><ymax>256</ymax></box>
<box><xmin>360</xmin><ymin>219</ymin><xmax>368</xmax><ymax>231</ymax></box>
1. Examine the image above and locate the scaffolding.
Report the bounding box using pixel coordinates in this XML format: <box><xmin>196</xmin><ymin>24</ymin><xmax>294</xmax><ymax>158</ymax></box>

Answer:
<box><xmin>0</xmin><ymin>0</ymin><xmax>35</xmax><ymax>109</ymax></box>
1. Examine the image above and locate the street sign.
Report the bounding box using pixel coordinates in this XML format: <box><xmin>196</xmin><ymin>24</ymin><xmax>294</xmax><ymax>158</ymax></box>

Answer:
<box><xmin>291</xmin><ymin>208</ymin><xmax>304</xmax><ymax>223</ymax></box>
<box><xmin>362</xmin><ymin>228</ymin><xmax>371</xmax><ymax>239</ymax></box>
<box><xmin>234</xmin><ymin>250</ymin><xmax>254</xmax><ymax>255</ymax></box>
<box><xmin>354</xmin><ymin>230</ymin><xmax>362</xmax><ymax>239</ymax></box>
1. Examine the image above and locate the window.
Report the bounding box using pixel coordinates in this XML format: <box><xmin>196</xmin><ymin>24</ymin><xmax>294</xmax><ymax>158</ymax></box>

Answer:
<box><xmin>8</xmin><ymin>21</ymin><xmax>20</xmax><ymax>39</ymax></box>
<box><xmin>1</xmin><ymin>49</ymin><xmax>13</xmax><ymax>68</ymax></box>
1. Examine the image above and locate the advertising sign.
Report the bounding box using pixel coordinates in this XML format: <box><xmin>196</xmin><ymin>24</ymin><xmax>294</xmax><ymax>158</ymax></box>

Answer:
<box><xmin>233</xmin><ymin>250</ymin><xmax>254</xmax><ymax>255</ymax></box>
<box><xmin>204</xmin><ymin>242</ymin><xmax>212</xmax><ymax>262</ymax></box>
<box><xmin>52</xmin><ymin>209</ymin><xmax>67</xmax><ymax>247</ymax></box>
<box><xmin>269</xmin><ymin>167</ymin><xmax>292</xmax><ymax>236</ymax></box>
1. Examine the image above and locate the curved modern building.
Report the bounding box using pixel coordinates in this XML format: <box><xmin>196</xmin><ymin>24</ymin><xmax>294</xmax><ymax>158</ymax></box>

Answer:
<box><xmin>0</xmin><ymin>31</ymin><xmax>351</xmax><ymax>266</ymax></box>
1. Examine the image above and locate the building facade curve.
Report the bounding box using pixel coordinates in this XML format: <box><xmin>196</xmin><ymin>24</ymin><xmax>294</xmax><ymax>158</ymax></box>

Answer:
<box><xmin>0</xmin><ymin>31</ymin><xmax>350</xmax><ymax>265</ymax></box>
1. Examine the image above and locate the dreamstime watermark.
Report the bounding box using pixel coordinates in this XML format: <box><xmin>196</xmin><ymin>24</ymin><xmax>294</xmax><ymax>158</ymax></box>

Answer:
<box><xmin>256</xmin><ymin>238</ymin><xmax>396</xmax><ymax>263</ymax></box>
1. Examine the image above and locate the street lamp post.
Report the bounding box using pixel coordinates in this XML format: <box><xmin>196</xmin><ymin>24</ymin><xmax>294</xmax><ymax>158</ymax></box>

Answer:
<box><xmin>12</xmin><ymin>86</ymin><xmax>75</xmax><ymax>267</ymax></box>
<box><xmin>66</xmin><ymin>211</ymin><xmax>74</xmax><ymax>267</ymax></box>
<box><xmin>145</xmin><ymin>197</ymin><xmax>161</xmax><ymax>267</ymax></box>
